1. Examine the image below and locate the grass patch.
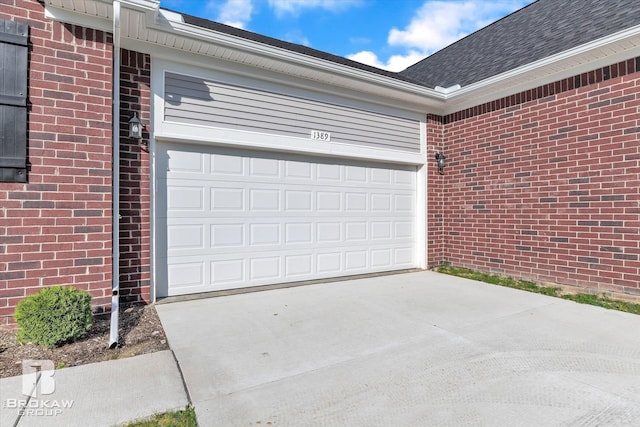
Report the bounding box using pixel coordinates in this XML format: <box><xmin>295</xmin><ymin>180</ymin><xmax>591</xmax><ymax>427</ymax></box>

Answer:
<box><xmin>125</xmin><ymin>406</ymin><xmax>197</xmax><ymax>427</ymax></box>
<box><xmin>434</xmin><ymin>265</ymin><xmax>640</xmax><ymax>315</ymax></box>
<box><xmin>435</xmin><ymin>265</ymin><xmax>561</xmax><ymax>296</ymax></box>
<box><xmin>561</xmin><ymin>293</ymin><xmax>640</xmax><ymax>315</ymax></box>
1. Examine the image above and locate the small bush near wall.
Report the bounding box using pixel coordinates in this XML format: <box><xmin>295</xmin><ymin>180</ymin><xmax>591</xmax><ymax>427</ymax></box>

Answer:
<box><xmin>15</xmin><ymin>286</ymin><xmax>93</xmax><ymax>348</ymax></box>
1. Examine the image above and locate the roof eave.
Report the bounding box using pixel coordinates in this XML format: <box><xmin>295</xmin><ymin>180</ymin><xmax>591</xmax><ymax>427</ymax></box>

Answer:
<box><xmin>444</xmin><ymin>23</ymin><xmax>640</xmax><ymax>114</ymax></box>
<box><xmin>158</xmin><ymin>17</ymin><xmax>445</xmax><ymax>107</ymax></box>
<box><xmin>43</xmin><ymin>0</ymin><xmax>446</xmax><ymax>113</ymax></box>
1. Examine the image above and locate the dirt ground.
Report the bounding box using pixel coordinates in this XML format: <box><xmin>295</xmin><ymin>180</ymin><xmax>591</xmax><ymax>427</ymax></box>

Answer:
<box><xmin>0</xmin><ymin>304</ymin><xmax>169</xmax><ymax>379</ymax></box>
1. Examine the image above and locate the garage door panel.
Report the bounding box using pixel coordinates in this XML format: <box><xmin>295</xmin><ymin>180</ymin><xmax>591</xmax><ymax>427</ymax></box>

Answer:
<box><xmin>249</xmin><ymin>223</ymin><xmax>280</xmax><ymax>245</ymax></box>
<box><xmin>345</xmin><ymin>251</ymin><xmax>367</xmax><ymax>271</ymax></box>
<box><xmin>371</xmin><ymin>222</ymin><xmax>392</xmax><ymax>239</ymax></box>
<box><xmin>285</xmin><ymin>160</ymin><xmax>313</xmax><ymax>179</ymax></box>
<box><xmin>249</xmin><ymin>256</ymin><xmax>281</xmax><ymax>281</ymax></box>
<box><xmin>162</xmin><ymin>246</ymin><xmax>416</xmax><ymax>294</ymax></box>
<box><xmin>211</xmin><ymin>187</ymin><xmax>245</xmax><ymax>211</ymax></box>
<box><xmin>394</xmin><ymin>168</ymin><xmax>414</xmax><ymax>184</ymax></box>
<box><xmin>211</xmin><ymin>224</ymin><xmax>244</xmax><ymax>247</ymax></box>
<box><xmin>167</xmin><ymin>186</ymin><xmax>204</xmax><ymax>211</ymax></box>
<box><xmin>162</xmin><ymin>170</ymin><xmax>413</xmax><ymax>191</ymax></box>
<box><xmin>345</xmin><ymin>192</ymin><xmax>367</xmax><ymax>211</ymax></box>
<box><xmin>250</xmin><ymin>188</ymin><xmax>280</xmax><ymax>211</ymax></box>
<box><xmin>345</xmin><ymin>222</ymin><xmax>367</xmax><ymax>241</ymax></box>
<box><xmin>285</xmin><ymin>190</ymin><xmax>312</xmax><ymax>211</ymax></box>
<box><xmin>167</xmin><ymin>224</ymin><xmax>204</xmax><ymax>250</ymax></box>
<box><xmin>317</xmin><ymin>222</ymin><xmax>341</xmax><ymax>242</ymax></box>
<box><xmin>345</xmin><ymin>165</ymin><xmax>367</xmax><ymax>183</ymax></box>
<box><xmin>167</xmin><ymin>150</ymin><xmax>205</xmax><ymax>173</ymax></box>
<box><xmin>158</xmin><ymin>143</ymin><xmax>417</xmax><ymax>296</ymax></box>
<box><xmin>317</xmin><ymin>163</ymin><xmax>341</xmax><ymax>181</ymax></box>
<box><xmin>371</xmin><ymin>248</ymin><xmax>392</xmax><ymax>267</ymax></box>
<box><xmin>211</xmin><ymin>153</ymin><xmax>244</xmax><ymax>175</ymax></box>
<box><xmin>317</xmin><ymin>191</ymin><xmax>341</xmax><ymax>211</ymax></box>
<box><xmin>211</xmin><ymin>259</ymin><xmax>245</xmax><ymax>284</ymax></box>
<box><xmin>285</xmin><ymin>254</ymin><xmax>313</xmax><ymax>277</ymax></box>
<box><xmin>317</xmin><ymin>252</ymin><xmax>342</xmax><ymax>273</ymax></box>
<box><xmin>167</xmin><ymin>261</ymin><xmax>206</xmax><ymax>290</ymax></box>
<box><xmin>395</xmin><ymin>247</ymin><xmax>414</xmax><ymax>265</ymax></box>
<box><xmin>371</xmin><ymin>193</ymin><xmax>393</xmax><ymax>212</ymax></box>
<box><xmin>395</xmin><ymin>221</ymin><xmax>414</xmax><ymax>239</ymax></box>
<box><xmin>285</xmin><ymin>222</ymin><xmax>312</xmax><ymax>244</ymax></box>
<box><xmin>164</xmin><ymin>218</ymin><xmax>414</xmax><ymax>256</ymax></box>
<box><xmin>395</xmin><ymin>194</ymin><xmax>415</xmax><ymax>211</ymax></box>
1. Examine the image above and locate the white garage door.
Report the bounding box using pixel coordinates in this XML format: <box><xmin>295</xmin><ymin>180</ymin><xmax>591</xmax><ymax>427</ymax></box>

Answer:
<box><xmin>156</xmin><ymin>143</ymin><xmax>417</xmax><ymax>297</ymax></box>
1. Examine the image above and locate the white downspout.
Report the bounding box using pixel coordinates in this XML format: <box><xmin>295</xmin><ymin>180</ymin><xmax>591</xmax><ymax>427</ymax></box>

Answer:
<box><xmin>109</xmin><ymin>0</ymin><xmax>121</xmax><ymax>348</ymax></box>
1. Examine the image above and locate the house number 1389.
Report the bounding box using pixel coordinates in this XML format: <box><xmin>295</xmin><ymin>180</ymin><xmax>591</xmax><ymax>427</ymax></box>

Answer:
<box><xmin>311</xmin><ymin>130</ymin><xmax>331</xmax><ymax>141</ymax></box>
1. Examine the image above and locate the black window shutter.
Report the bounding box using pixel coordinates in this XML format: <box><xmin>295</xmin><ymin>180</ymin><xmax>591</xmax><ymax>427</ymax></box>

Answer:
<box><xmin>0</xmin><ymin>19</ymin><xmax>28</xmax><ymax>183</ymax></box>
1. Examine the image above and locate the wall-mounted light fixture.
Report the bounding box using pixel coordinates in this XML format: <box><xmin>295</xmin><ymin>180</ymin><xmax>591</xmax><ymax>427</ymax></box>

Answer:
<box><xmin>128</xmin><ymin>112</ymin><xmax>142</xmax><ymax>140</ymax></box>
<box><xmin>435</xmin><ymin>152</ymin><xmax>446</xmax><ymax>175</ymax></box>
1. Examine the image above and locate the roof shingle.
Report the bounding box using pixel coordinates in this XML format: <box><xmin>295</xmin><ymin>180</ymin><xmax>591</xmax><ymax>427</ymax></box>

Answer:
<box><xmin>399</xmin><ymin>0</ymin><xmax>640</xmax><ymax>88</ymax></box>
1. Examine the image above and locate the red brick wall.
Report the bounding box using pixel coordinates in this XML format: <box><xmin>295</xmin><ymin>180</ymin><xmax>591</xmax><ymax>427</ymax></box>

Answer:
<box><xmin>0</xmin><ymin>0</ymin><xmax>113</xmax><ymax>327</ymax></box>
<box><xmin>119</xmin><ymin>49</ymin><xmax>151</xmax><ymax>305</ymax></box>
<box><xmin>429</xmin><ymin>58</ymin><xmax>640</xmax><ymax>299</ymax></box>
<box><xmin>427</xmin><ymin>114</ymin><xmax>446</xmax><ymax>267</ymax></box>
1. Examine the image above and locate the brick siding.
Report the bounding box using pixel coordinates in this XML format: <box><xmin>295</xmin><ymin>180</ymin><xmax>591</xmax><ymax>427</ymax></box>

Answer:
<box><xmin>427</xmin><ymin>114</ymin><xmax>446</xmax><ymax>267</ymax></box>
<box><xmin>0</xmin><ymin>0</ymin><xmax>113</xmax><ymax>327</ymax></box>
<box><xmin>119</xmin><ymin>49</ymin><xmax>151</xmax><ymax>305</ymax></box>
<box><xmin>428</xmin><ymin>57</ymin><xmax>640</xmax><ymax>299</ymax></box>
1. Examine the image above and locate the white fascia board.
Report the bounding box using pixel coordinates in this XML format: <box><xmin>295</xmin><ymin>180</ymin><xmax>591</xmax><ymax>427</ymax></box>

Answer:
<box><xmin>444</xmin><ymin>24</ymin><xmax>640</xmax><ymax>114</ymax></box>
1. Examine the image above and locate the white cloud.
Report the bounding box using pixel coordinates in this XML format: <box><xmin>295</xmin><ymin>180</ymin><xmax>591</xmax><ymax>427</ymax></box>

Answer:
<box><xmin>388</xmin><ymin>1</ymin><xmax>523</xmax><ymax>53</ymax></box>
<box><xmin>346</xmin><ymin>51</ymin><xmax>380</xmax><ymax>67</ymax></box>
<box><xmin>267</xmin><ymin>0</ymin><xmax>361</xmax><ymax>16</ymax></box>
<box><xmin>347</xmin><ymin>50</ymin><xmax>425</xmax><ymax>73</ymax></box>
<box><xmin>348</xmin><ymin>0</ymin><xmax>531</xmax><ymax>71</ymax></box>
<box><xmin>389</xmin><ymin>2</ymin><xmax>470</xmax><ymax>52</ymax></box>
<box><xmin>207</xmin><ymin>0</ymin><xmax>254</xmax><ymax>29</ymax></box>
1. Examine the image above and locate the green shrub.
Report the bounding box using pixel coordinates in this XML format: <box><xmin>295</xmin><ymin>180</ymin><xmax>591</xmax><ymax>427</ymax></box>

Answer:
<box><xmin>15</xmin><ymin>286</ymin><xmax>93</xmax><ymax>348</ymax></box>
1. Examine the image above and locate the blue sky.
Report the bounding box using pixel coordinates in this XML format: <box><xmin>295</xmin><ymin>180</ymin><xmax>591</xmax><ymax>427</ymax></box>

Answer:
<box><xmin>160</xmin><ymin>0</ymin><xmax>535</xmax><ymax>72</ymax></box>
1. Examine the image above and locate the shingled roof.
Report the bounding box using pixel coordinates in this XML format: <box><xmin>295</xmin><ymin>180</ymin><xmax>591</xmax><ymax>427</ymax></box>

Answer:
<box><xmin>399</xmin><ymin>0</ymin><xmax>640</xmax><ymax>88</ymax></box>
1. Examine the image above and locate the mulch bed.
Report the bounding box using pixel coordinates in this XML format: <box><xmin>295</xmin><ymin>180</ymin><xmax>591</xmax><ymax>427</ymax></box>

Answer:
<box><xmin>0</xmin><ymin>304</ymin><xmax>169</xmax><ymax>378</ymax></box>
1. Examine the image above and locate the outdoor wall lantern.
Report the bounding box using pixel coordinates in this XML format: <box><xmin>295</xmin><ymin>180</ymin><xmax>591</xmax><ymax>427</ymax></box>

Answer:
<box><xmin>435</xmin><ymin>152</ymin><xmax>446</xmax><ymax>175</ymax></box>
<box><xmin>128</xmin><ymin>112</ymin><xmax>143</xmax><ymax>140</ymax></box>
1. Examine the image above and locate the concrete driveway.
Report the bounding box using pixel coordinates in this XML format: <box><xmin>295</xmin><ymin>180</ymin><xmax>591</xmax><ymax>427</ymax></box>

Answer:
<box><xmin>156</xmin><ymin>271</ymin><xmax>640</xmax><ymax>426</ymax></box>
